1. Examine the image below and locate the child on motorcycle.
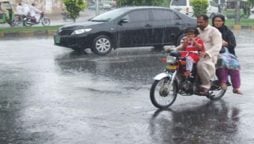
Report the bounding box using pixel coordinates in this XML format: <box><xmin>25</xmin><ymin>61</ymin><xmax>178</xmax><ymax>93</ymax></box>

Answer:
<box><xmin>167</xmin><ymin>28</ymin><xmax>205</xmax><ymax>77</ymax></box>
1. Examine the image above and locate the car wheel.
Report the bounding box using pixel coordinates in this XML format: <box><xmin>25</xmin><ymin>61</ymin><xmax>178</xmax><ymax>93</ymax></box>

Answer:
<box><xmin>92</xmin><ymin>35</ymin><xmax>112</xmax><ymax>55</ymax></box>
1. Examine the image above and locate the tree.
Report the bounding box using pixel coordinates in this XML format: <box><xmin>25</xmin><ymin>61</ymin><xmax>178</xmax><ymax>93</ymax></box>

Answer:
<box><xmin>116</xmin><ymin>0</ymin><xmax>164</xmax><ymax>6</ymax></box>
<box><xmin>248</xmin><ymin>0</ymin><xmax>254</xmax><ymax>8</ymax></box>
<box><xmin>247</xmin><ymin>0</ymin><xmax>254</xmax><ymax>17</ymax></box>
<box><xmin>191</xmin><ymin>0</ymin><xmax>208</xmax><ymax>17</ymax></box>
<box><xmin>63</xmin><ymin>0</ymin><xmax>86</xmax><ymax>22</ymax></box>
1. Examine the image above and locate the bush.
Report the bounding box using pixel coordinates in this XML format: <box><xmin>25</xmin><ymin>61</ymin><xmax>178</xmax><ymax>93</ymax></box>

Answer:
<box><xmin>191</xmin><ymin>0</ymin><xmax>208</xmax><ymax>17</ymax></box>
<box><xmin>63</xmin><ymin>0</ymin><xmax>86</xmax><ymax>22</ymax></box>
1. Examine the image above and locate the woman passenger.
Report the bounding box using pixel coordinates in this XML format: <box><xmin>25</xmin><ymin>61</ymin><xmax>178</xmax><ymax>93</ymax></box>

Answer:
<box><xmin>212</xmin><ymin>14</ymin><xmax>242</xmax><ymax>95</ymax></box>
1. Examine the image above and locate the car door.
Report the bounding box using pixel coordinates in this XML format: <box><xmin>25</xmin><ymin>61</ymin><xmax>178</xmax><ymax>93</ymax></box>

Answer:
<box><xmin>151</xmin><ymin>9</ymin><xmax>183</xmax><ymax>45</ymax></box>
<box><xmin>116</xmin><ymin>9</ymin><xmax>152</xmax><ymax>47</ymax></box>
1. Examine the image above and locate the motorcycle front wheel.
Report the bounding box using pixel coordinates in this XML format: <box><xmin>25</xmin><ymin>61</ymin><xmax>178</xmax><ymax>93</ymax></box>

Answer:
<box><xmin>150</xmin><ymin>77</ymin><xmax>178</xmax><ymax>109</ymax></box>
<box><xmin>23</xmin><ymin>19</ymin><xmax>32</xmax><ymax>27</ymax></box>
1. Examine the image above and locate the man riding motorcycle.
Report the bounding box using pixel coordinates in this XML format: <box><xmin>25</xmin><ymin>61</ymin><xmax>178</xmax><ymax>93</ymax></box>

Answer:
<box><xmin>28</xmin><ymin>3</ymin><xmax>42</xmax><ymax>23</ymax></box>
<box><xmin>165</xmin><ymin>15</ymin><xmax>223</xmax><ymax>96</ymax></box>
<box><xmin>196</xmin><ymin>14</ymin><xmax>223</xmax><ymax>95</ymax></box>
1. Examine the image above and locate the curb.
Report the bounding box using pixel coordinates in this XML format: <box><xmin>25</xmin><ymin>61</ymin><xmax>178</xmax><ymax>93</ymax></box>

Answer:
<box><xmin>229</xmin><ymin>25</ymin><xmax>254</xmax><ymax>30</ymax></box>
<box><xmin>0</xmin><ymin>30</ymin><xmax>57</xmax><ymax>39</ymax></box>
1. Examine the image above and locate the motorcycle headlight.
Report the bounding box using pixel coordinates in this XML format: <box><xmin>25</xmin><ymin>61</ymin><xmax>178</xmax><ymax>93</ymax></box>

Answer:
<box><xmin>71</xmin><ymin>28</ymin><xmax>92</xmax><ymax>35</ymax></box>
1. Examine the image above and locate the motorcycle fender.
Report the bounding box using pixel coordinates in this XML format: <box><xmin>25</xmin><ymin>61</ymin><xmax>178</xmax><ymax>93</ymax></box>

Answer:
<box><xmin>153</xmin><ymin>73</ymin><xmax>170</xmax><ymax>80</ymax></box>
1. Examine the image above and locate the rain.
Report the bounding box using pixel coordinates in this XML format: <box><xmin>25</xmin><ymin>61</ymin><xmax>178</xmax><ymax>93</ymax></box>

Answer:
<box><xmin>1</xmin><ymin>2</ymin><xmax>254</xmax><ymax>144</ymax></box>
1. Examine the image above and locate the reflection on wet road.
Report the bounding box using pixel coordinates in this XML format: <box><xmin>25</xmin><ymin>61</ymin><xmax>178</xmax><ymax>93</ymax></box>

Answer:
<box><xmin>55</xmin><ymin>49</ymin><xmax>163</xmax><ymax>85</ymax></box>
<box><xmin>150</xmin><ymin>101</ymin><xmax>242</xmax><ymax>144</ymax></box>
<box><xmin>0</xmin><ymin>30</ymin><xmax>254</xmax><ymax>144</ymax></box>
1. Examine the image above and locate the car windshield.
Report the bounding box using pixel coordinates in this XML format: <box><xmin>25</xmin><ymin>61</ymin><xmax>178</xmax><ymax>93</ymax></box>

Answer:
<box><xmin>90</xmin><ymin>8</ymin><xmax>129</xmax><ymax>22</ymax></box>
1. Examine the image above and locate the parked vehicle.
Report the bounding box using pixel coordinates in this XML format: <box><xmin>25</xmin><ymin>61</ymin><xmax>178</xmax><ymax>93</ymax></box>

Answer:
<box><xmin>23</xmin><ymin>12</ymin><xmax>50</xmax><ymax>27</ymax></box>
<box><xmin>0</xmin><ymin>1</ymin><xmax>15</xmax><ymax>26</ymax></box>
<box><xmin>101</xmin><ymin>3</ymin><xmax>112</xmax><ymax>10</ymax></box>
<box><xmin>170</xmin><ymin>0</ymin><xmax>219</xmax><ymax>18</ymax></box>
<box><xmin>54</xmin><ymin>6</ymin><xmax>196</xmax><ymax>55</ymax></box>
<box><xmin>150</xmin><ymin>51</ymin><xmax>226</xmax><ymax>109</ymax></box>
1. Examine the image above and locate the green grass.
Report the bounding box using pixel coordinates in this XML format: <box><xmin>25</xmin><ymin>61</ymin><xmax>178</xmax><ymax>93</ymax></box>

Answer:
<box><xmin>225</xmin><ymin>19</ymin><xmax>254</xmax><ymax>27</ymax></box>
<box><xmin>224</xmin><ymin>9</ymin><xmax>245</xmax><ymax>19</ymax></box>
<box><xmin>222</xmin><ymin>9</ymin><xmax>254</xmax><ymax>27</ymax></box>
<box><xmin>0</xmin><ymin>25</ymin><xmax>62</xmax><ymax>33</ymax></box>
<box><xmin>0</xmin><ymin>19</ymin><xmax>253</xmax><ymax>34</ymax></box>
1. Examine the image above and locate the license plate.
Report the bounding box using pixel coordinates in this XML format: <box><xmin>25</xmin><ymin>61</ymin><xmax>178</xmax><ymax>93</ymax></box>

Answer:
<box><xmin>54</xmin><ymin>35</ymin><xmax>60</xmax><ymax>44</ymax></box>
<box><xmin>166</xmin><ymin>56</ymin><xmax>175</xmax><ymax>63</ymax></box>
<box><xmin>166</xmin><ymin>65</ymin><xmax>177</xmax><ymax>70</ymax></box>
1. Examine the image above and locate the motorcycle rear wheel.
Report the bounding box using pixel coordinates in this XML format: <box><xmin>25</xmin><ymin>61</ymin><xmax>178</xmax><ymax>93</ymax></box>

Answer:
<box><xmin>41</xmin><ymin>17</ymin><xmax>50</xmax><ymax>26</ymax></box>
<box><xmin>150</xmin><ymin>78</ymin><xmax>177</xmax><ymax>109</ymax></box>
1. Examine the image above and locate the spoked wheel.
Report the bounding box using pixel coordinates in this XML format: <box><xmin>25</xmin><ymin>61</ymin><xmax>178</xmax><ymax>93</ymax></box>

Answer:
<box><xmin>23</xmin><ymin>19</ymin><xmax>32</xmax><ymax>27</ymax></box>
<box><xmin>9</xmin><ymin>20</ymin><xmax>16</xmax><ymax>27</ymax></box>
<box><xmin>41</xmin><ymin>17</ymin><xmax>50</xmax><ymax>26</ymax></box>
<box><xmin>206</xmin><ymin>80</ymin><xmax>227</xmax><ymax>100</ymax></box>
<box><xmin>10</xmin><ymin>16</ymin><xmax>22</xmax><ymax>27</ymax></box>
<box><xmin>150</xmin><ymin>77</ymin><xmax>178</xmax><ymax>109</ymax></box>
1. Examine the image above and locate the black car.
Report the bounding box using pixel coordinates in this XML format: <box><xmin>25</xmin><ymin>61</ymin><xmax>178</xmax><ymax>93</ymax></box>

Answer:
<box><xmin>54</xmin><ymin>6</ymin><xmax>196</xmax><ymax>55</ymax></box>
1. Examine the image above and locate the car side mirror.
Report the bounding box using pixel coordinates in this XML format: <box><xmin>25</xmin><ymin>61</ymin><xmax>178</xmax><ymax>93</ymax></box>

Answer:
<box><xmin>118</xmin><ymin>18</ymin><xmax>128</xmax><ymax>25</ymax></box>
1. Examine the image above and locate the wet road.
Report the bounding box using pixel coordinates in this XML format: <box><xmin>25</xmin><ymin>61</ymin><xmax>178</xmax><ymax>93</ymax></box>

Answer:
<box><xmin>0</xmin><ymin>30</ymin><xmax>254</xmax><ymax>144</ymax></box>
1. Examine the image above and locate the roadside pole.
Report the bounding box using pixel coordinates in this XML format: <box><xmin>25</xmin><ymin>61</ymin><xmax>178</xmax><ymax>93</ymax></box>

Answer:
<box><xmin>235</xmin><ymin>0</ymin><xmax>241</xmax><ymax>24</ymax></box>
<box><xmin>218</xmin><ymin>0</ymin><xmax>221</xmax><ymax>13</ymax></box>
<box><xmin>233</xmin><ymin>0</ymin><xmax>241</xmax><ymax>30</ymax></box>
<box><xmin>96</xmin><ymin>0</ymin><xmax>100</xmax><ymax>15</ymax></box>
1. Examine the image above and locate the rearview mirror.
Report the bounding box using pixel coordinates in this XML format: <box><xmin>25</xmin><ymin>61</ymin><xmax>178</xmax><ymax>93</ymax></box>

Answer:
<box><xmin>88</xmin><ymin>16</ymin><xmax>95</xmax><ymax>21</ymax></box>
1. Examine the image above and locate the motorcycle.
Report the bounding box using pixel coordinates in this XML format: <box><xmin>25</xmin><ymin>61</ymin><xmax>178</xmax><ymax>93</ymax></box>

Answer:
<box><xmin>11</xmin><ymin>15</ymin><xmax>26</xmax><ymax>27</ymax></box>
<box><xmin>150</xmin><ymin>51</ymin><xmax>227</xmax><ymax>109</ymax></box>
<box><xmin>23</xmin><ymin>12</ymin><xmax>50</xmax><ymax>27</ymax></box>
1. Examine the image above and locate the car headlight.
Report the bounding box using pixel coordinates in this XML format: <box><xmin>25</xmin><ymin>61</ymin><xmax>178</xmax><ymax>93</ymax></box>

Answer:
<box><xmin>58</xmin><ymin>27</ymin><xmax>63</xmax><ymax>33</ymax></box>
<box><xmin>71</xmin><ymin>28</ymin><xmax>92</xmax><ymax>35</ymax></box>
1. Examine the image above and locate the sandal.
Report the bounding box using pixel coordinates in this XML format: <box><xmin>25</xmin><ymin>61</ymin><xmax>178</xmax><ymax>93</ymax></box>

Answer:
<box><xmin>233</xmin><ymin>89</ymin><xmax>243</xmax><ymax>95</ymax></box>
<box><xmin>220</xmin><ymin>83</ymin><xmax>227</xmax><ymax>90</ymax></box>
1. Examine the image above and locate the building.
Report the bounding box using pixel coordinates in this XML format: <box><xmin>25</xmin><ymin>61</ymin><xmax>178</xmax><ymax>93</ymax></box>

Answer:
<box><xmin>10</xmin><ymin>0</ymin><xmax>64</xmax><ymax>13</ymax></box>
